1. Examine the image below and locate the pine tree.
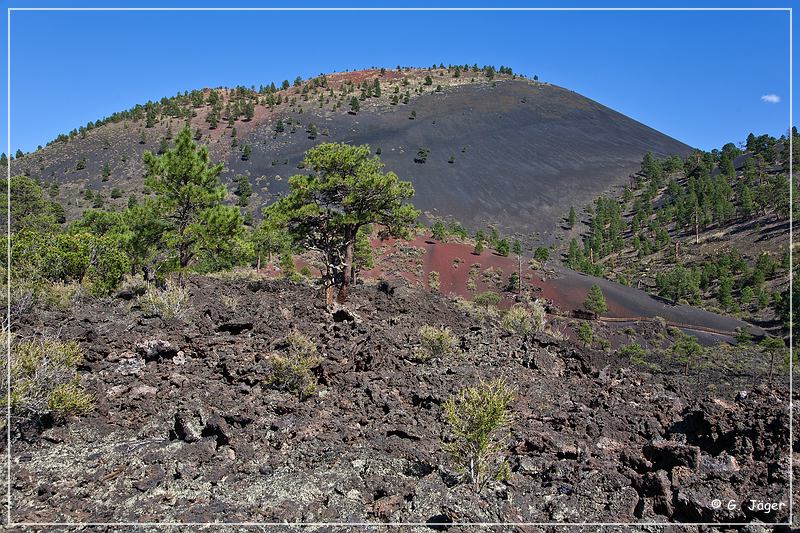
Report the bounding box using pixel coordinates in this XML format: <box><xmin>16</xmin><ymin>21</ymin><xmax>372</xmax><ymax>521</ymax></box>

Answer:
<box><xmin>583</xmin><ymin>285</ymin><xmax>607</xmax><ymax>316</ymax></box>
<box><xmin>496</xmin><ymin>238</ymin><xmax>510</xmax><ymax>257</ymax></box>
<box><xmin>567</xmin><ymin>206</ymin><xmax>577</xmax><ymax>228</ymax></box>
<box><xmin>234</xmin><ymin>174</ymin><xmax>253</xmax><ymax>207</ymax></box>
<box><xmin>737</xmin><ymin>183</ymin><xmax>754</xmax><ymax>218</ymax></box>
<box><xmin>349</xmin><ymin>96</ymin><xmax>360</xmax><ymax>114</ymax></box>
<box><xmin>717</xmin><ymin>275</ymin><xmax>734</xmax><ymax>310</ymax></box>
<box><xmin>244</xmin><ymin>101</ymin><xmax>255</xmax><ymax>121</ymax></box>
<box><xmin>673</xmin><ymin>334</ymin><xmax>702</xmax><ymax>376</ymax></box>
<box><xmin>252</xmin><ymin>218</ymin><xmax>289</xmax><ymax>269</ymax></box>
<box><xmin>263</xmin><ymin>143</ymin><xmax>418</xmax><ymax>303</ymax></box>
<box><xmin>145</xmin><ymin>108</ymin><xmax>157</xmax><ymax>128</ymax></box>
<box><xmin>241</xmin><ymin>145</ymin><xmax>252</xmax><ymax>161</ymax></box>
<box><xmin>577</xmin><ymin>323</ymin><xmax>593</xmax><ymax>347</ymax></box>
<box><xmin>142</xmin><ymin>126</ymin><xmax>231</xmax><ymax>277</ymax></box>
<box><xmin>759</xmin><ymin>336</ymin><xmax>785</xmax><ymax>382</ymax></box>
<box><xmin>432</xmin><ymin>220</ymin><xmax>446</xmax><ymax>241</ymax></box>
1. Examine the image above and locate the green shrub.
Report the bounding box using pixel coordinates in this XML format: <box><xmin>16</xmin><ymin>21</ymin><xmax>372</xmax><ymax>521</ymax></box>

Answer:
<box><xmin>481</xmin><ymin>266</ymin><xmax>504</xmax><ymax>286</ymax></box>
<box><xmin>138</xmin><ymin>281</ymin><xmax>189</xmax><ymax>319</ymax></box>
<box><xmin>84</xmin><ymin>236</ymin><xmax>130</xmax><ymax>296</ymax></box>
<box><xmin>428</xmin><ymin>270</ymin><xmax>440</xmax><ymax>291</ymax></box>
<box><xmin>533</xmin><ymin>247</ymin><xmax>550</xmax><ymax>261</ymax></box>
<box><xmin>2</xmin><ymin>333</ymin><xmax>93</xmax><ymax>430</ymax></box>
<box><xmin>268</xmin><ymin>332</ymin><xmax>321</xmax><ymax>399</ymax></box>
<box><xmin>42</xmin><ymin>281</ymin><xmax>83</xmax><ymax>311</ymax></box>
<box><xmin>529</xmin><ymin>299</ymin><xmax>547</xmax><ymax>332</ymax></box>
<box><xmin>735</xmin><ymin>327</ymin><xmax>752</xmax><ymax>345</ymax></box>
<box><xmin>617</xmin><ymin>342</ymin><xmax>646</xmax><ymax>363</ymax></box>
<box><xmin>672</xmin><ymin>334</ymin><xmax>703</xmax><ymax>375</ymax></box>
<box><xmin>495</xmin><ymin>239</ymin><xmax>510</xmax><ymax>256</ymax></box>
<box><xmin>279</xmin><ymin>252</ymin><xmax>296</xmax><ymax>279</ymax></box>
<box><xmin>576</xmin><ymin>322</ymin><xmax>593</xmax><ymax>347</ymax></box>
<box><xmin>506</xmin><ymin>271</ymin><xmax>520</xmax><ymax>293</ymax></box>
<box><xmin>473</xmin><ymin>291</ymin><xmax>501</xmax><ymax>309</ymax></box>
<box><xmin>418</xmin><ymin>325</ymin><xmax>456</xmax><ymax>360</ymax></box>
<box><xmin>443</xmin><ymin>379</ymin><xmax>515</xmax><ymax>490</ymax></box>
<box><xmin>11</xmin><ymin>229</ymin><xmax>129</xmax><ymax>297</ymax></box>
<box><xmin>48</xmin><ymin>379</ymin><xmax>94</xmax><ymax>416</ymax></box>
<box><xmin>221</xmin><ymin>295</ymin><xmax>239</xmax><ymax>310</ymax></box>
<box><xmin>466</xmin><ymin>277</ymin><xmax>477</xmax><ymax>292</ymax></box>
<box><xmin>596</xmin><ymin>338</ymin><xmax>611</xmax><ymax>352</ymax></box>
<box><xmin>501</xmin><ymin>305</ymin><xmax>531</xmax><ymax>335</ymax></box>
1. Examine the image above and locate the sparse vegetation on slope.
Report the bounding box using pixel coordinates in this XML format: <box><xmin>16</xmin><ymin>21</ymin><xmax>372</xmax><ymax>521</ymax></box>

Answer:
<box><xmin>564</xmin><ymin>130</ymin><xmax>795</xmax><ymax>342</ymax></box>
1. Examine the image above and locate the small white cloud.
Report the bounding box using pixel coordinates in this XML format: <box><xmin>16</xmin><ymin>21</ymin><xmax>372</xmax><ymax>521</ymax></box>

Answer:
<box><xmin>761</xmin><ymin>94</ymin><xmax>780</xmax><ymax>104</ymax></box>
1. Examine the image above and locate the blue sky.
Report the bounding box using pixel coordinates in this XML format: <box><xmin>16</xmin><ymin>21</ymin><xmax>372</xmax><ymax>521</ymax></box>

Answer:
<box><xmin>1</xmin><ymin>1</ymin><xmax>795</xmax><ymax>154</ymax></box>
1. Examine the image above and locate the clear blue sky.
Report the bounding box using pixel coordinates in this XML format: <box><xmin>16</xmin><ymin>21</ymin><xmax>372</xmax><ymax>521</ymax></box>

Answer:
<box><xmin>1</xmin><ymin>1</ymin><xmax>795</xmax><ymax>154</ymax></box>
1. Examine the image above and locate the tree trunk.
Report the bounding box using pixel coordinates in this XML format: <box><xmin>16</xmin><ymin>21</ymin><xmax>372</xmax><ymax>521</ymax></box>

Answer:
<box><xmin>336</xmin><ymin>228</ymin><xmax>355</xmax><ymax>303</ymax></box>
<box><xmin>326</xmin><ymin>285</ymin><xmax>334</xmax><ymax>306</ymax></box>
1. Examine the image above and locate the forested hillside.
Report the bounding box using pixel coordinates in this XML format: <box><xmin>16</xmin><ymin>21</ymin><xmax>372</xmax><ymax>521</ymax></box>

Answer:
<box><xmin>563</xmin><ymin>130</ymin><xmax>795</xmax><ymax>340</ymax></box>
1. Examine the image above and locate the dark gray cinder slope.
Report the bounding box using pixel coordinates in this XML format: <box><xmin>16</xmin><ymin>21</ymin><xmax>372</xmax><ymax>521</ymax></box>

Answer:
<box><xmin>231</xmin><ymin>79</ymin><xmax>692</xmax><ymax>236</ymax></box>
<box><xmin>11</xmin><ymin>76</ymin><xmax>691</xmax><ymax>239</ymax></box>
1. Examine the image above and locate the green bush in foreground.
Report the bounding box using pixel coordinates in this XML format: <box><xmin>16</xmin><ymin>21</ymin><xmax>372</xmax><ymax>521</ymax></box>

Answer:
<box><xmin>418</xmin><ymin>325</ymin><xmax>456</xmax><ymax>360</ymax></box>
<box><xmin>501</xmin><ymin>305</ymin><xmax>531</xmax><ymax>335</ymax></box>
<box><xmin>473</xmin><ymin>291</ymin><xmax>501</xmax><ymax>309</ymax></box>
<box><xmin>443</xmin><ymin>378</ymin><xmax>515</xmax><ymax>490</ymax></box>
<box><xmin>268</xmin><ymin>332</ymin><xmax>321</xmax><ymax>400</ymax></box>
<box><xmin>138</xmin><ymin>281</ymin><xmax>190</xmax><ymax>319</ymax></box>
<box><xmin>529</xmin><ymin>299</ymin><xmax>547</xmax><ymax>332</ymax></box>
<box><xmin>11</xmin><ymin>229</ymin><xmax>130</xmax><ymax>297</ymax></box>
<box><xmin>2</xmin><ymin>333</ymin><xmax>93</xmax><ymax>431</ymax></box>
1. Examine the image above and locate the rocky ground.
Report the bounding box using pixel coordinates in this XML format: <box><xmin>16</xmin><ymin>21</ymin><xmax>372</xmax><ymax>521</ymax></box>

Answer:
<box><xmin>4</xmin><ymin>275</ymin><xmax>793</xmax><ymax>530</ymax></box>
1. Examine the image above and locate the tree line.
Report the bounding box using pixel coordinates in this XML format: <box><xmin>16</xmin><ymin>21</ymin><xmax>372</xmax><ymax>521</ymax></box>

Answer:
<box><xmin>6</xmin><ymin>126</ymin><xmax>419</xmax><ymax>307</ymax></box>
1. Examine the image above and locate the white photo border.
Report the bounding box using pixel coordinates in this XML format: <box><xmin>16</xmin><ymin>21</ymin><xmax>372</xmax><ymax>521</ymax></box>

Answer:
<box><xmin>4</xmin><ymin>4</ymin><xmax>794</xmax><ymax>528</ymax></box>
